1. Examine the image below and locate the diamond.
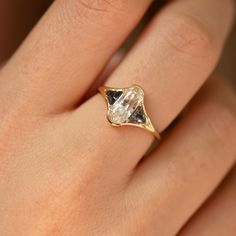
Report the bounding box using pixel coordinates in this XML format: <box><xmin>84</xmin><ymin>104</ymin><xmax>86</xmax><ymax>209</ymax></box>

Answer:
<box><xmin>107</xmin><ymin>86</ymin><xmax>144</xmax><ymax>125</ymax></box>
<box><xmin>106</xmin><ymin>91</ymin><xmax>123</xmax><ymax>105</ymax></box>
<box><xmin>129</xmin><ymin>106</ymin><xmax>146</xmax><ymax>124</ymax></box>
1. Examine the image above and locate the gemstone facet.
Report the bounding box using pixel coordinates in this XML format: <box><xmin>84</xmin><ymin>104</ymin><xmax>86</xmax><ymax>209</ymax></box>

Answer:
<box><xmin>106</xmin><ymin>91</ymin><xmax>123</xmax><ymax>105</ymax></box>
<box><xmin>129</xmin><ymin>106</ymin><xmax>146</xmax><ymax>124</ymax></box>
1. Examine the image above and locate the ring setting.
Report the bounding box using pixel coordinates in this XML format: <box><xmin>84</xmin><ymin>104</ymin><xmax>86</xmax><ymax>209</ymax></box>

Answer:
<box><xmin>98</xmin><ymin>85</ymin><xmax>160</xmax><ymax>140</ymax></box>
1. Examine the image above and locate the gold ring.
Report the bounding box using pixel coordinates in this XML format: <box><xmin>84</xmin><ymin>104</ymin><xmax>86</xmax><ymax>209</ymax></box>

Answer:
<box><xmin>98</xmin><ymin>85</ymin><xmax>161</xmax><ymax>140</ymax></box>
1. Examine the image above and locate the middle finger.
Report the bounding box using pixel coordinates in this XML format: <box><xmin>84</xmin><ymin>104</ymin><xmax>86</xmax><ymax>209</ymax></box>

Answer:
<box><xmin>0</xmin><ymin>0</ymin><xmax>153</xmax><ymax>113</ymax></box>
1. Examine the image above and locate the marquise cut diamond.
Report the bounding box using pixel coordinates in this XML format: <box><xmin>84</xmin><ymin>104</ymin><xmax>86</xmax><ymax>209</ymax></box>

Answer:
<box><xmin>106</xmin><ymin>86</ymin><xmax>145</xmax><ymax>125</ymax></box>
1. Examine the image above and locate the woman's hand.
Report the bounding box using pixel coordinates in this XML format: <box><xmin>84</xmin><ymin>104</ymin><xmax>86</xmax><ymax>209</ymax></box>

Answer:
<box><xmin>0</xmin><ymin>0</ymin><xmax>235</xmax><ymax>235</ymax></box>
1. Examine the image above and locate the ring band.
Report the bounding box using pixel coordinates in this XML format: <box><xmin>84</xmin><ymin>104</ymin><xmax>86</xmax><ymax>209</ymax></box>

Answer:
<box><xmin>98</xmin><ymin>85</ymin><xmax>161</xmax><ymax>140</ymax></box>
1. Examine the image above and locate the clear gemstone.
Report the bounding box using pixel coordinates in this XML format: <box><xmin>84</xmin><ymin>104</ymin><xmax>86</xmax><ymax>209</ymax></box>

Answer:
<box><xmin>108</xmin><ymin>87</ymin><xmax>143</xmax><ymax>124</ymax></box>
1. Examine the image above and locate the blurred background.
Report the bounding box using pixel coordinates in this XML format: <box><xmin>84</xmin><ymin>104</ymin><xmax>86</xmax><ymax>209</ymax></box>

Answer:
<box><xmin>0</xmin><ymin>0</ymin><xmax>235</xmax><ymax>87</ymax></box>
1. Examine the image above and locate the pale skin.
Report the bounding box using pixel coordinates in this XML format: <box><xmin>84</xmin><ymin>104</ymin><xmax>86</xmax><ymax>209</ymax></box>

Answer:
<box><xmin>0</xmin><ymin>0</ymin><xmax>236</xmax><ymax>235</ymax></box>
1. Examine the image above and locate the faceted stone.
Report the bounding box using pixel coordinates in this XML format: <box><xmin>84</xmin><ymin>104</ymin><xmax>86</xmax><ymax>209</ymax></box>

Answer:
<box><xmin>129</xmin><ymin>106</ymin><xmax>146</xmax><ymax>124</ymax></box>
<box><xmin>108</xmin><ymin>87</ymin><xmax>144</xmax><ymax>124</ymax></box>
<box><xmin>106</xmin><ymin>91</ymin><xmax>123</xmax><ymax>105</ymax></box>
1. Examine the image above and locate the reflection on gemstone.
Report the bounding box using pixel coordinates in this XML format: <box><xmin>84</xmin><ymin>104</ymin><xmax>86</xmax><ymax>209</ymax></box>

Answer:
<box><xmin>107</xmin><ymin>86</ymin><xmax>144</xmax><ymax>125</ymax></box>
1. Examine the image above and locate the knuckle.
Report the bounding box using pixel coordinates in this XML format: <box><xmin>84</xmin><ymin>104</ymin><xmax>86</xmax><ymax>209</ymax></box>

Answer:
<box><xmin>76</xmin><ymin>0</ymin><xmax>113</xmax><ymax>12</ymax></box>
<box><xmin>71</xmin><ymin>0</ymin><xmax>126</xmax><ymax>26</ymax></box>
<box><xmin>163</xmin><ymin>13</ymin><xmax>215</xmax><ymax>64</ymax></box>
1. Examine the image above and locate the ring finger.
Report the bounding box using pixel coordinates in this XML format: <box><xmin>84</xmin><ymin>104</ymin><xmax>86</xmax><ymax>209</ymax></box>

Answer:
<box><xmin>70</xmin><ymin>0</ymin><xmax>234</xmax><ymax>172</ymax></box>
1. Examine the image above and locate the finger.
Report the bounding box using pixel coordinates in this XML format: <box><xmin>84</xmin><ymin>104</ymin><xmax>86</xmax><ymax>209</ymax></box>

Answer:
<box><xmin>178</xmin><ymin>165</ymin><xmax>236</xmax><ymax>236</ymax></box>
<box><xmin>0</xmin><ymin>0</ymin><xmax>50</xmax><ymax>63</ymax></box>
<box><xmin>106</xmin><ymin>0</ymin><xmax>235</xmax><ymax>131</ymax></box>
<box><xmin>70</xmin><ymin>0</ymin><xmax>234</xmax><ymax>171</ymax></box>
<box><xmin>126</xmin><ymin>79</ymin><xmax>236</xmax><ymax>235</ymax></box>
<box><xmin>85</xmin><ymin>49</ymin><xmax>126</xmax><ymax>99</ymax></box>
<box><xmin>0</xmin><ymin>0</ymin><xmax>153</xmax><ymax>113</ymax></box>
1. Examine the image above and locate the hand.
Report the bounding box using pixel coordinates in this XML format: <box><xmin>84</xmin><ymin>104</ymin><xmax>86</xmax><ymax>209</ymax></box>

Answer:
<box><xmin>0</xmin><ymin>0</ymin><xmax>235</xmax><ymax>235</ymax></box>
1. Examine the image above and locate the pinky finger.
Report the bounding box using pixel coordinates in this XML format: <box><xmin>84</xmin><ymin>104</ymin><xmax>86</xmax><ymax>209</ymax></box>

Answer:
<box><xmin>178</xmin><ymin>165</ymin><xmax>236</xmax><ymax>236</ymax></box>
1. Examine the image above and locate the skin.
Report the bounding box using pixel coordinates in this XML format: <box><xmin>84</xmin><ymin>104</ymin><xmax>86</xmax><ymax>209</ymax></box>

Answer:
<box><xmin>0</xmin><ymin>0</ymin><xmax>235</xmax><ymax>235</ymax></box>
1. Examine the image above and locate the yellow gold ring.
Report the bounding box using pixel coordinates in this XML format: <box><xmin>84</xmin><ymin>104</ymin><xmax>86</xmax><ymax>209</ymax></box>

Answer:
<box><xmin>98</xmin><ymin>85</ymin><xmax>161</xmax><ymax>140</ymax></box>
